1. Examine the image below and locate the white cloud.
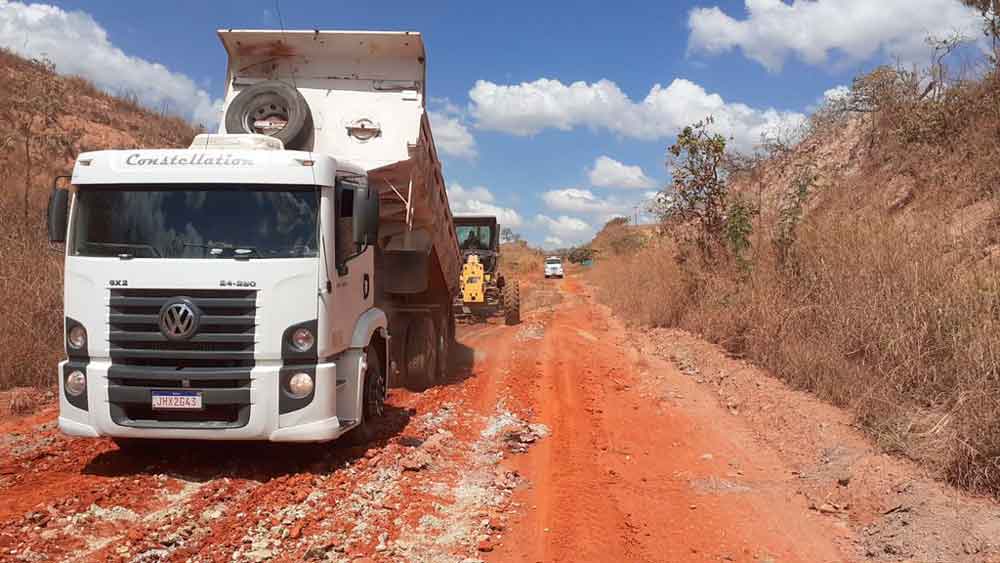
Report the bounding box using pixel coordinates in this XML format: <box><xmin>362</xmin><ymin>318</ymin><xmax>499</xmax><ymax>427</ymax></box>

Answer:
<box><xmin>588</xmin><ymin>156</ymin><xmax>657</xmax><ymax>189</ymax></box>
<box><xmin>0</xmin><ymin>1</ymin><xmax>222</xmax><ymax>126</ymax></box>
<box><xmin>448</xmin><ymin>183</ymin><xmax>522</xmax><ymax>227</ymax></box>
<box><xmin>542</xmin><ymin>188</ymin><xmax>627</xmax><ymax>217</ymax></box>
<box><xmin>469</xmin><ymin>77</ymin><xmax>804</xmax><ymax>151</ymax></box>
<box><xmin>535</xmin><ymin>214</ymin><xmax>596</xmax><ymax>245</ymax></box>
<box><xmin>543</xmin><ymin>236</ymin><xmax>565</xmax><ymax>249</ymax></box>
<box><xmin>428</xmin><ymin>110</ymin><xmax>478</xmax><ymax>160</ymax></box>
<box><xmin>687</xmin><ymin>0</ymin><xmax>982</xmax><ymax>72</ymax></box>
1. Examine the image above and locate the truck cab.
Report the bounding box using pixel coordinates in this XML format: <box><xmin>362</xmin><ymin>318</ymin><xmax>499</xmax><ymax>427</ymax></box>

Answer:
<box><xmin>47</xmin><ymin>30</ymin><xmax>460</xmax><ymax>443</ymax></box>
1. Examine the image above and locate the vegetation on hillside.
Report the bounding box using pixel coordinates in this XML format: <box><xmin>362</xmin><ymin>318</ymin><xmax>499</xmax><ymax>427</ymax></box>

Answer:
<box><xmin>592</xmin><ymin>27</ymin><xmax>1000</xmax><ymax>496</ymax></box>
<box><xmin>0</xmin><ymin>50</ymin><xmax>199</xmax><ymax>391</ymax></box>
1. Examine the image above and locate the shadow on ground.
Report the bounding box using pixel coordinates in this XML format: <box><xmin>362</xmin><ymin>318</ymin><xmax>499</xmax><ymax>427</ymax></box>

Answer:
<box><xmin>81</xmin><ymin>403</ymin><xmax>414</xmax><ymax>482</ymax></box>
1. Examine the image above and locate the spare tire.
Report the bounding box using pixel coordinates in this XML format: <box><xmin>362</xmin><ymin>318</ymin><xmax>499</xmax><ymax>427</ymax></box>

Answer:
<box><xmin>223</xmin><ymin>80</ymin><xmax>313</xmax><ymax>149</ymax></box>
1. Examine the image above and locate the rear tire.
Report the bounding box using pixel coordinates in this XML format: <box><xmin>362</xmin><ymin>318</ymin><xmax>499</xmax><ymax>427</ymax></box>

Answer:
<box><xmin>503</xmin><ymin>280</ymin><xmax>521</xmax><ymax>326</ymax></box>
<box><xmin>434</xmin><ymin>305</ymin><xmax>454</xmax><ymax>382</ymax></box>
<box><xmin>403</xmin><ymin>316</ymin><xmax>439</xmax><ymax>391</ymax></box>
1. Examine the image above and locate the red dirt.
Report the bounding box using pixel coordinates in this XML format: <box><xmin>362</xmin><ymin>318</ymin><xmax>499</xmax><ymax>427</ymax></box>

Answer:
<box><xmin>1</xmin><ymin>273</ymin><xmax>997</xmax><ymax>562</ymax></box>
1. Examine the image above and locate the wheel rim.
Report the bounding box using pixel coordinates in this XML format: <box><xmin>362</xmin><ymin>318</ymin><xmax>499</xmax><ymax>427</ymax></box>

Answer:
<box><xmin>241</xmin><ymin>93</ymin><xmax>290</xmax><ymax>136</ymax></box>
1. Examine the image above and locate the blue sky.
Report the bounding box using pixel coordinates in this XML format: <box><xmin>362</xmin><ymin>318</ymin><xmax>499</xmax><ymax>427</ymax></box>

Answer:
<box><xmin>0</xmin><ymin>0</ymin><xmax>984</xmax><ymax>247</ymax></box>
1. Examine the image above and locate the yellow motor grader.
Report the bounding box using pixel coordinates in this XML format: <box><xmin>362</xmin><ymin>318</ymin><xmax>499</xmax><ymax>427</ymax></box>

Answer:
<box><xmin>454</xmin><ymin>216</ymin><xmax>520</xmax><ymax>325</ymax></box>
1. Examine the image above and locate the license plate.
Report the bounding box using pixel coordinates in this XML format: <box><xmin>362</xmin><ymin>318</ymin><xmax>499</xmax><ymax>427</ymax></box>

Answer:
<box><xmin>151</xmin><ymin>390</ymin><xmax>202</xmax><ymax>410</ymax></box>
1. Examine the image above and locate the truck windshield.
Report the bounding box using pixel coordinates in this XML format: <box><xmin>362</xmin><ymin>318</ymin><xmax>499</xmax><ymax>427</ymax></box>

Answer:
<box><xmin>71</xmin><ymin>184</ymin><xmax>319</xmax><ymax>259</ymax></box>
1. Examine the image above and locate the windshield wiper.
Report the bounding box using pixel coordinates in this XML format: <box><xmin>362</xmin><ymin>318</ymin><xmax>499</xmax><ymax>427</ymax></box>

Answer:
<box><xmin>85</xmin><ymin>242</ymin><xmax>161</xmax><ymax>258</ymax></box>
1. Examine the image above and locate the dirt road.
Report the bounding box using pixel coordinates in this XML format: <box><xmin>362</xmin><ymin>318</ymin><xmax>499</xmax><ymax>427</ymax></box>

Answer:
<box><xmin>2</xmin><ymin>274</ymin><xmax>997</xmax><ymax>562</ymax></box>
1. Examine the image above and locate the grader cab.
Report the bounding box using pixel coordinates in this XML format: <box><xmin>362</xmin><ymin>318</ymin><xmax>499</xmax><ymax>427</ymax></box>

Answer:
<box><xmin>454</xmin><ymin>216</ymin><xmax>520</xmax><ymax>325</ymax></box>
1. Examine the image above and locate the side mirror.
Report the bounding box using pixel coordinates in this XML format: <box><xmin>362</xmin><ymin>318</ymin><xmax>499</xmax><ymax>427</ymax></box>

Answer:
<box><xmin>47</xmin><ymin>186</ymin><xmax>69</xmax><ymax>243</ymax></box>
<box><xmin>352</xmin><ymin>186</ymin><xmax>380</xmax><ymax>247</ymax></box>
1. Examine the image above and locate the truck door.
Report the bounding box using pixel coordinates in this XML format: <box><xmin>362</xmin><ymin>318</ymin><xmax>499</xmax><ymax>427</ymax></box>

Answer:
<box><xmin>321</xmin><ymin>179</ymin><xmax>375</xmax><ymax>354</ymax></box>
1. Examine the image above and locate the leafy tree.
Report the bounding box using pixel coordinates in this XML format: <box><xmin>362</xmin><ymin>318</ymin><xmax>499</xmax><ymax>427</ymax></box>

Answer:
<box><xmin>662</xmin><ymin>118</ymin><xmax>735</xmax><ymax>257</ymax></box>
<box><xmin>567</xmin><ymin>246</ymin><xmax>595</xmax><ymax>263</ymax></box>
<box><xmin>2</xmin><ymin>57</ymin><xmax>81</xmax><ymax>220</ymax></box>
<box><xmin>962</xmin><ymin>1</ymin><xmax>999</xmax><ymax>65</ymax></box>
<box><xmin>500</xmin><ymin>227</ymin><xmax>522</xmax><ymax>243</ymax></box>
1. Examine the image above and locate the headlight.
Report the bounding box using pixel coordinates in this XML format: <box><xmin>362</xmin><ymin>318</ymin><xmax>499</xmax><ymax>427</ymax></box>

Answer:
<box><xmin>287</xmin><ymin>372</ymin><xmax>314</xmax><ymax>398</ymax></box>
<box><xmin>291</xmin><ymin>327</ymin><xmax>315</xmax><ymax>352</ymax></box>
<box><xmin>65</xmin><ymin>370</ymin><xmax>86</xmax><ymax>396</ymax></box>
<box><xmin>67</xmin><ymin>325</ymin><xmax>87</xmax><ymax>351</ymax></box>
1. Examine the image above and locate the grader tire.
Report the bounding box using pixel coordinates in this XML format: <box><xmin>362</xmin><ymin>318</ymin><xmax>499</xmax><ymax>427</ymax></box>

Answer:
<box><xmin>503</xmin><ymin>281</ymin><xmax>521</xmax><ymax>326</ymax></box>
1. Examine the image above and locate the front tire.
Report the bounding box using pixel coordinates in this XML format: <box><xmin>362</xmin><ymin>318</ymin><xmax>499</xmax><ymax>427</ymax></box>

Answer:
<box><xmin>362</xmin><ymin>343</ymin><xmax>386</xmax><ymax>422</ymax></box>
<box><xmin>502</xmin><ymin>280</ymin><xmax>521</xmax><ymax>326</ymax></box>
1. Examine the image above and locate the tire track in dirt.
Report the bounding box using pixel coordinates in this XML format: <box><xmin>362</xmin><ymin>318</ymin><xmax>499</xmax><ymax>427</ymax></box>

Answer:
<box><xmin>490</xmin><ymin>276</ymin><xmax>852</xmax><ymax>562</ymax></box>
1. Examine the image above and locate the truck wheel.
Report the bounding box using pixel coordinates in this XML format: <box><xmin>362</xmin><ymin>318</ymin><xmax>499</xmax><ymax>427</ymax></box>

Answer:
<box><xmin>503</xmin><ymin>281</ymin><xmax>521</xmax><ymax>325</ymax></box>
<box><xmin>435</xmin><ymin>306</ymin><xmax>454</xmax><ymax>381</ymax></box>
<box><xmin>223</xmin><ymin>80</ymin><xmax>313</xmax><ymax>149</ymax></box>
<box><xmin>404</xmin><ymin>316</ymin><xmax>438</xmax><ymax>391</ymax></box>
<box><xmin>362</xmin><ymin>343</ymin><xmax>386</xmax><ymax>421</ymax></box>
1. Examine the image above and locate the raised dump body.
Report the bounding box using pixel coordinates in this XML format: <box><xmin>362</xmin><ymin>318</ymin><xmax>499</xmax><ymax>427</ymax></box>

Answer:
<box><xmin>217</xmin><ymin>30</ymin><xmax>461</xmax><ymax>295</ymax></box>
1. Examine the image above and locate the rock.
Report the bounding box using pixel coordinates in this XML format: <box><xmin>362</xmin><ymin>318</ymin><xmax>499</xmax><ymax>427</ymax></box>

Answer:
<box><xmin>289</xmin><ymin>524</ymin><xmax>302</xmax><ymax>539</ymax></box>
<box><xmin>700</xmin><ymin>453</ymin><xmax>714</xmax><ymax>461</ymax></box>
<box><xmin>400</xmin><ymin>450</ymin><xmax>432</xmax><ymax>471</ymax></box>
<box><xmin>837</xmin><ymin>474</ymin><xmax>852</xmax><ymax>487</ymax></box>
<box><xmin>818</xmin><ymin>503</ymin><xmax>840</xmax><ymax>514</ymax></box>
<box><xmin>477</xmin><ymin>539</ymin><xmax>495</xmax><ymax>552</ymax></box>
<box><xmin>245</xmin><ymin>548</ymin><xmax>275</xmax><ymax>562</ymax></box>
<box><xmin>304</xmin><ymin>546</ymin><xmax>327</xmax><ymax>560</ymax></box>
<box><xmin>488</xmin><ymin>517</ymin><xmax>504</xmax><ymax>531</ymax></box>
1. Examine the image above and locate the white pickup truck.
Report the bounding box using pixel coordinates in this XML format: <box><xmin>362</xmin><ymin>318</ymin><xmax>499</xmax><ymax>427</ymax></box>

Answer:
<box><xmin>46</xmin><ymin>30</ymin><xmax>461</xmax><ymax>444</ymax></box>
<box><xmin>544</xmin><ymin>256</ymin><xmax>565</xmax><ymax>279</ymax></box>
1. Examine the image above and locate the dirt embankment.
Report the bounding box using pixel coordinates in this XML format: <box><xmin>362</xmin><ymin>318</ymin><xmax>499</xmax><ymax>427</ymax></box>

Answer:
<box><xmin>4</xmin><ymin>274</ymin><xmax>998</xmax><ymax>562</ymax></box>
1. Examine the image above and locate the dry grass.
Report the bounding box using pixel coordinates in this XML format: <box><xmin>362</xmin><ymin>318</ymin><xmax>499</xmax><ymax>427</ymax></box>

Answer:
<box><xmin>592</xmin><ymin>69</ymin><xmax>1000</xmax><ymax>496</ymax></box>
<box><xmin>0</xmin><ymin>49</ymin><xmax>198</xmax><ymax>392</ymax></box>
<box><xmin>500</xmin><ymin>241</ymin><xmax>544</xmax><ymax>278</ymax></box>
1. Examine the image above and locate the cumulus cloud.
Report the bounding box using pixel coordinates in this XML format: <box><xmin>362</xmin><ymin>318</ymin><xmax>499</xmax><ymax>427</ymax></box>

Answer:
<box><xmin>543</xmin><ymin>236</ymin><xmax>565</xmax><ymax>249</ymax></box>
<box><xmin>588</xmin><ymin>156</ymin><xmax>657</xmax><ymax>189</ymax></box>
<box><xmin>448</xmin><ymin>183</ymin><xmax>522</xmax><ymax>227</ymax></box>
<box><xmin>0</xmin><ymin>1</ymin><xmax>222</xmax><ymax>126</ymax></box>
<box><xmin>535</xmin><ymin>214</ymin><xmax>595</xmax><ymax>244</ymax></box>
<box><xmin>542</xmin><ymin>188</ymin><xmax>629</xmax><ymax>217</ymax></box>
<box><xmin>428</xmin><ymin>110</ymin><xmax>478</xmax><ymax>160</ymax></box>
<box><xmin>469</xmin><ymin>77</ymin><xmax>804</xmax><ymax>151</ymax></box>
<box><xmin>687</xmin><ymin>0</ymin><xmax>982</xmax><ymax>72</ymax></box>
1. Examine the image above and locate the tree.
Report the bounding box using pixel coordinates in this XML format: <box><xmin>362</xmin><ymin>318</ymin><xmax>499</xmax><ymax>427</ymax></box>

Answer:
<box><xmin>962</xmin><ymin>1</ymin><xmax>999</xmax><ymax>66</ymax></box>
<box><xmin>660</xmin><ymin>118</ymin><xmax>757</xmax><ymax>261</ymax></box>
<box><xmin>567</xmin><ymin>246</ymin><xmax>595</xmax><ymax>264</ymax></box>
<box><xmin>500</xmin><ymin>227</ymin><xmax>522</xmax><ymax>243</ymax></box>
<box><xmin>3</xmin><ymin>57</ymin><xmax>81</xmax><ymax>220</ymax></box>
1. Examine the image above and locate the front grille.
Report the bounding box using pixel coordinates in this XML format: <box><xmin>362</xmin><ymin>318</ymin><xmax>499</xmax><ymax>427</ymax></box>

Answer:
<box><xmin>115</xmin><ymin>404</ymin><xmax>244</xmax><ymax>427</ymax></box>
<box><xmin>107</xmin><ymin>288</ymin><xmax>257</xmax><ymax>429</ymax></box>
<box><xmin>108</xmin><ymin>289</ymin><xmax>257</xmax><ymax>368</ymax></box>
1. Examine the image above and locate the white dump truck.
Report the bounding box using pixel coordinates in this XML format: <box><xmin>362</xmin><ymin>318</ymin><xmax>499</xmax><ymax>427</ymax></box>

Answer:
<box><xmin>46</xmin><ymin>30</ymin><xmax>461</xmax><ymax>443</ymax></box>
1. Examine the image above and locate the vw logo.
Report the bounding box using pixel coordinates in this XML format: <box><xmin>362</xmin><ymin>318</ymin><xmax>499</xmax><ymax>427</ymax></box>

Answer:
<box><xmin>158</xmin><ymin>298</ymin><xmax>200</xmax><ymax>341</ymax></box>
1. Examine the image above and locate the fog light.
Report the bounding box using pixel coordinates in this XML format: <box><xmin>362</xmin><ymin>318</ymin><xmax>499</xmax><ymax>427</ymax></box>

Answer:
<box><xmin>287</xmin><ymin>372</ymin><xmax>314</xmax><ymax>398</ymax></box>
<box><xmin>65</xmin><ymin>370</ymin><xmax>86</xmax><ymax>396</ymax></box>
<box><xmin>291</xmin><ymin>327</ymin><xmax>314</xmax><ymax>352</ymax></box>
<box><xmin>67</xmin><ymin>325</ymin><xmax>87</xmax><ymax>351</ymax></box>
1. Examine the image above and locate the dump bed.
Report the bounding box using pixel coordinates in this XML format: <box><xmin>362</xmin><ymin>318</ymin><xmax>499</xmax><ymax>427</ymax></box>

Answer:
<box><xmin>217</xmin><ymin>29</ymin><xmax>461</xmax><ymax>294</ymax></box>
